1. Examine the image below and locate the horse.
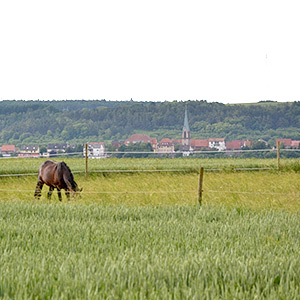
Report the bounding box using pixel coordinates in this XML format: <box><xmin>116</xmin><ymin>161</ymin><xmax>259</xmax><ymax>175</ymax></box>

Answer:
<box><xmin>34</xmin><ymin>160</ymin><xmax>82</xmax><ymax>201</ymax></box>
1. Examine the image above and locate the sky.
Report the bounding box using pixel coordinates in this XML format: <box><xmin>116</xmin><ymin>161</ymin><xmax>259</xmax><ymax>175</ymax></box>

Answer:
<box><xmin>0</xmin><ymin>0</ymin><xmax>300</xmax><ymax>104</ymax></box>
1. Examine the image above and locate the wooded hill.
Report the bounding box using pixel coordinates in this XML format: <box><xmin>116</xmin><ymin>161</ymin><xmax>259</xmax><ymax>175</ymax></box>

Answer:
<box><xmin>0</xmin><ymin>100</ymin><xmax>299</xmax><ymax>147</ymax></box>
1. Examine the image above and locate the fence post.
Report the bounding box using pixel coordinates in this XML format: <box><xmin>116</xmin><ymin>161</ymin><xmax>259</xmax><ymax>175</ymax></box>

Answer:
<box><xmin>276</xmin><ymin>140</ymin><xmax>280</xmax><ymax>170</ymax></box>
<box><xmin>85</xmin><ymin>143</ymin><xmax>88</xmax><ymax>176</ymax></box>
<box><xmin>197</xmin><ymin>167</ymin><xmax>204</xmax><ymax>206</ymax></box>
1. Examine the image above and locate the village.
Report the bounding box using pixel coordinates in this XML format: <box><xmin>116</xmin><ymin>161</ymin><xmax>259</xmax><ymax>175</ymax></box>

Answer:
<box><xmin>1</xmin><ymin>137</ymin><xmax>299</xmax><ymax>158</ymax></box>
<box><xmin>1</xmin><ymin>110</ymin><xmax>299</xmax><ymax>158</ymax></box>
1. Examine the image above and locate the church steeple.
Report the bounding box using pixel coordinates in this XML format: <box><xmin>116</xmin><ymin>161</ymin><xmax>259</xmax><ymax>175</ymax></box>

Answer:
<box><xmin>182</xmin><ymin>106</ymin><xmax>191</xmax><ymax>146</ymax></box>
<box><xmin>183</xmin><ymin>107</ymin><xmax>190</xmax><ymax>132</ymax></box>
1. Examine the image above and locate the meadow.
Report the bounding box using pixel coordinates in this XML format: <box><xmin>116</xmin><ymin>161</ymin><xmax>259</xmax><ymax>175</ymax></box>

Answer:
<box><xmin>0</xmin><ymin>158</ymin><xmax>300</xmax><ymax>299</ymax></box>
<box><xmin>1</xmin><ymin>157</ymin><xmax>298</xmax><ymax>175</ymax></box>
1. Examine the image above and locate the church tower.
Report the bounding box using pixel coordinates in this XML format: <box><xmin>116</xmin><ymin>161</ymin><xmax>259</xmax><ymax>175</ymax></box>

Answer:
<box><xmin>182</xmin><ymin>107</ymin><xmax>191</xmax><ymax>147</ymax></box>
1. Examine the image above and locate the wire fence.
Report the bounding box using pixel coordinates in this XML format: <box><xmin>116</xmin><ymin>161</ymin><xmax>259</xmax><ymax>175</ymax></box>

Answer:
<box><xmin>1</xmin><ymin>178</ymin><xmax>299</xmax><ymax>207</ymax></box>
<box><xmin>1</xmin><ymin>151</ymin><xmax>299</xmax><ymax>203</ymax></box>
<box><xmin>0</xmin><ymin>188</ymin><xmax>196</xmax><ymax>194</ymax></box>
<box><xmin>0</xmin><ymin>167</ymin><xmax>277</xmax><ymax>178</ymax></box>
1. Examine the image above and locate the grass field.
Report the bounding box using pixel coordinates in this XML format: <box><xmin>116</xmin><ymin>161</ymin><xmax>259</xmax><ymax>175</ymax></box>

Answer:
<box><xmin>0</xmin><ymin>158</ymin><xmax>300</xmax><ymax>299</ymax></box>
<box><xmin>1</xmin><ymin>203</ymin><xmax>300</xmax><ymax>299</ymax></box>
<box><xmin>1</xmin><ymin>157</ymin><xmax>300</xmax><ymax>175</ymax></box>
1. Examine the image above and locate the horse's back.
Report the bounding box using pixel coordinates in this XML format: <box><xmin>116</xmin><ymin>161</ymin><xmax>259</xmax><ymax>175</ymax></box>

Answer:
<box><xmin>38</xmin><ymin>160</ymin><xmax>58</xmax><ymax>185</ymax></box>
<box><xmin>39</xmin><ymin>160</ymin><xmax>57</xmax><ymax>174</ymax></box>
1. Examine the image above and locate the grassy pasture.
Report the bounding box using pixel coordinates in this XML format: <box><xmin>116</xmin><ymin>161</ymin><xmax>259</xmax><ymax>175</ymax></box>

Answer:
<box><xmin>0</xmin><ymin>158</ymin><xmax>300</xmax><ymax>299</ymax></box>
<box><xmin>1</xmin><ymin>157</ymin><xmax>298</xmax><ymax>175</ymax></box>
<box><xmin>0</xmin><ymin>166</ymin><xmax>299</xmax><ymax>210</ymax></box>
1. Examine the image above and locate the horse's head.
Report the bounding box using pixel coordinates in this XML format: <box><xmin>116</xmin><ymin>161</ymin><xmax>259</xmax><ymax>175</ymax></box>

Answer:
<box><xmin>72</xmin><ymin>186</ymin><xmax>83</xmax><ymax>198</ymax></box>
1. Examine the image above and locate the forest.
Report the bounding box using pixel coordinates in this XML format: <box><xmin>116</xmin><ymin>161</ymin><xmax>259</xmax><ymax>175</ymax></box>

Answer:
<box><xmin>0</xmin><ymin>100</ymin><xmax>300</xmax><ymax>147</ymax></box>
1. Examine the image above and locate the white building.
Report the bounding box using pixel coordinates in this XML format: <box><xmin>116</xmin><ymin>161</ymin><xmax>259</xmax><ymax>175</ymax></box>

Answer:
<box><xmin>84</xmin><ymin>142</ymin><xmax>106</xmax><ymax>158</ymax></box>
<box><xmin>208</xmin><ymin>138</ymin><xmax>226</xmax><ymax>151</ymax></box>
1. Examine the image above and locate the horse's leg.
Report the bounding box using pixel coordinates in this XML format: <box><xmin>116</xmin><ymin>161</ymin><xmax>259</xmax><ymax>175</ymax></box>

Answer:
<box><xmin>57</xmin><ymin>188</ymin><xmax>62</xmax><ymax>202</ymax></box>
<box><xmin>47</xmin><ymin>186</ymin><xmax>54</xmax><ymax>200</ymax></box>
<box><xmin>65</xmin><ymin>190</ymin><xmax>71</xmax><ymax>201</ymax></box>
<box><xmin>34</xmin><ymin>180</ymin><xmax>44</xmax><ymax>199</ymax></box>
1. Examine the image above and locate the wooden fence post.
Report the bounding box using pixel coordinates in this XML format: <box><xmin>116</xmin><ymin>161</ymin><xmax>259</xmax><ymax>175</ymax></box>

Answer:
<box><xmin>197</xmin><ymin>167</ymin><xmax>204</xmax><ymax>206</ymax></box>
<box><xmin>85</xmin><ymin>143</ymin><xmax>88</xmax><ymax>176</ymax></box>
<box><xmin>276</xmin><ymin>140</ymin><xmax>280</xmax><ymax>170</ymax></box>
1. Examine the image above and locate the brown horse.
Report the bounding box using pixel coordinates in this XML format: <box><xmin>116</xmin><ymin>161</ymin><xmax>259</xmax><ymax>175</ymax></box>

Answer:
<box><xmin>34</xmin><ymin>160</ymin><xmax>82</xmax><ymax>201</ymax></box>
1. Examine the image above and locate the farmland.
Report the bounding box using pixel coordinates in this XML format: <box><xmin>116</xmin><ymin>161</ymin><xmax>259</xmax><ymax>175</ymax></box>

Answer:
<box><xmin>0</xmin><ymin>158</ymin><xmax>300</xmax><ymax>299</ymax></box>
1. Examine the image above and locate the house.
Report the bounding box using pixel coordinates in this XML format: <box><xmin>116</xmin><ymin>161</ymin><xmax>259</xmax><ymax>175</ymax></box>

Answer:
<box><xmin>125</xmin><ymin>134</ymin><xmax>152</xmax><ymax>144</ymax></box>
<box><xmin>191</xmin><ymin>139</ymin><xmax>209</xmax><ymax>151</ymax></box>
<box><xmin>150</xmin><ymin>137</ymin><xmax>158</xmax><ymax>151</ymax></box>
<box><xmin>1</xmin><ymin>145</ymin><xmax>16</xmax><ymax>157</ymax></box>
<box><xmin>226</xmin><ymin>140</ymin><xmax>251</xmax><ymax>150</ymax></box>
<box><xmin>124</xmin><ymin>134</ymin><xmax>157</xmax><ymax>150</ymax></box>
<box><xmin>18</xmin><ymin>145</ymin><xmax>40</xmax><ymax>158</ymax></box>
<box><xmin>276</xmin><ymin>139</ymin><xmax>300</xmax><ymax>149</ymax></box>
<box><xmin>47</xmin><ymin>143</ymin><xmax>68</xmax><ymax>153</ymax></box>
<box><xmin>291</xmin><ymin>140</ymin><xmax>300</xmax><ymax>148</ymax></box>
<box><xmin>111</xmin><ymin>141</ymin><xmax>124</xmax><ymax>151</ymax></box>
<box><xmin>84</xmin><ymin>142</ymin><xmax>106</xmax><ymax>158</ymax></box>
<box><xmin>208</xmin><ymin>138</ymin><xmax>226</xmax><ymax>151</ymax></box>
<box><xmin>172</xmin><ymin>139</ymin><xmax>182</xmax><ymax>145</ymax></box>
<box><xmin>276</xmin><ymin>139</ymin><xmax>292</xmax><ymax>148</ymax></box>
<box><xmin>171</xmin><ymin>139</ymin><xmax>182</xmax><ymax>151</ymax></box>
<box><xmin>155</xmin><ymin>138</ymin><xmax>175</xmax><ymax>153</ymax></box>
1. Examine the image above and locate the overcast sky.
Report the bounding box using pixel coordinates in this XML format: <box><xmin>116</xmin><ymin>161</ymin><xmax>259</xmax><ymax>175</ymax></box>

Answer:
<box><xmin>0</xmin><ymin>0</ymin><xmax>299</xmax><ymax>104</ymax></box>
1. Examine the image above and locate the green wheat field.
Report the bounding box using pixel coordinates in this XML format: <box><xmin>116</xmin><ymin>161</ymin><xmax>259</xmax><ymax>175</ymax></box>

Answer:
<box><xmin>0</xmin><ymin>158</ymin><xmax>300</xmax><ymax>299</ymax></box>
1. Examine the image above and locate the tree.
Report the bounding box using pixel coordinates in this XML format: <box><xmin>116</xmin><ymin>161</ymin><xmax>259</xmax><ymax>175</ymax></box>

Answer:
<box><xmin>40</xmin><ymin>146</ymin><xmax>47</xmax><ymax>153</ymax></box>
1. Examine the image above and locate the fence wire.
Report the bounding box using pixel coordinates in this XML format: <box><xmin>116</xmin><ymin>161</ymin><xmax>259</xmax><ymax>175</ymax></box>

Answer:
<box><xmin>1</xmin><ymin>148</ymin><xmax>300</xmax><ymax>160</ymax></box>
<box><xmin>0</xmin><ymin>154</ymin><xmax>299</xmax><ymax>200</ymax></box>
<box><xmin>0</xmin><ymin>189</ymin><xmax>197</xmax><ymax>194</ymax></box>
<box><xmin>0</xmin><ymin>167</ymin><xmax>277</xmax><ymax>178</ymax></box>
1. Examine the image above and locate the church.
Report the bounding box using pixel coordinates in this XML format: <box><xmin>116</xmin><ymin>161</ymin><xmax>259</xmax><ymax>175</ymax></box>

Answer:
<box><xmin>180</xmin><ymin>107</ymin><xmax>225</xmax><ymax>154</ymax></box>
<box><xmin>180</xmin><ymin>107</ymin><xmax>193</xmax><ymax>155</ymax></box>
<box><xmin>118</xmin><ymin>107</ymin><xmax>226</xmax><ymax>154</ymax></box>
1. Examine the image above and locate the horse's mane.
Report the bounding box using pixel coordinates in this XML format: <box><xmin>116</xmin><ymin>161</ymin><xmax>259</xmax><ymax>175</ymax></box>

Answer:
<box><xmin>58</xmin><ymin>162</ymin><xmax>77</xmax><ymax>190</ymax></box>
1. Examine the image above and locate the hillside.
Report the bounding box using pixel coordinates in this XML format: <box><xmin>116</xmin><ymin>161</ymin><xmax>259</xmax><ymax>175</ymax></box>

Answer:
<box><xmin>0</xmin><ymin>100</ymin><xmax>299</xmax><ymax>146</ymax></box>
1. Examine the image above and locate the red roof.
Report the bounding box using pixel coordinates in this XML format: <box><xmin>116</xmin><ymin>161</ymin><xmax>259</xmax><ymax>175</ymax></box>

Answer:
<box><xmin>150</xmin><ymin>138</ymin><xmax>157</xmax><ymax>145</ymax></box>
<box><xmin>1</xmin><ymin>145</ymin><xmax>16</xmax><ymax>152</ymax></box>
<box><xmin>226</xmin><ymin>140</ymin><xmax>252</xmax><ymax>150</ymax></box>
<box><xmin>111</xmin><ymin>141</ymin><xmax>123</xmax><ymax>147</ymax></box>
<box><xmin>291</xmin><ymin>140</ymin><xmax>300</xmax><ymax>148</ymax></box>
<box><xmin>158</xmin><ymin>138</ymin><xmax>173</xmax><ymax>146</ymax></box>
<box><xmin>226</xmin><ymin>140</ymin><xmax>244</xmax><ymax>150</ymax></box>
<box><xmin>125</xmin><ymin>134</ymin><xmax>153</xmax><ymax>144</ymax></box>
<box><xmin>191</xmin><ymin>139</ymin><xmax>209</xmax><ymax>148</ymax></box>
<box><xmin>276</xmin><ymin>139</ymin><xmax>292</xmax><ymax>147</ymax></box>
<box><xmin>160</xmin><ymin>138</ymin><xmax>172</xmax><ymax>143</ymax></box>
<box><xmin>244</xmin><ymin>141</ymin><xmax>251</xmax><ymax>147</ymax></box>
<box><xmin>172</xmin><ymin>139</ymin><xmax>182</xmax><ymax>145</ymax></box>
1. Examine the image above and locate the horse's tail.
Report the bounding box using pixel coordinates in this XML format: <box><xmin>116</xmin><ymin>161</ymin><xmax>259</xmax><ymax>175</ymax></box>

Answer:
<box><xmin>58</xmin><ymin>162</ymin><xmax>77</xmax><ymax>191</ymax></box>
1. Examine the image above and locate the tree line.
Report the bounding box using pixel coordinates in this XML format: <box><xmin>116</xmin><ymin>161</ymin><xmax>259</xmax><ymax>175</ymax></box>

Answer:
<box><xmin>0</xmin><ymin>100</ymin><xmax>300</xmax><ymax>147</ymax></box>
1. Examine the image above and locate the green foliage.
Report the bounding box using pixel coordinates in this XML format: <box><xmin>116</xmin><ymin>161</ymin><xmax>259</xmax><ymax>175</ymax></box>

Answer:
<box><xmin>0</xmin><ymin>100</ymin><xmax>300</xmax><ymax>146</ymax></box>
<box><xmin>116</xmin><ymin>142</ymin><xmax>153</xmax><ymax>158</ymax></box>
<box><xmin>249</xmin><ymin>140</ymin><xmax>271</xmax><ymax>150</ymax></box>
